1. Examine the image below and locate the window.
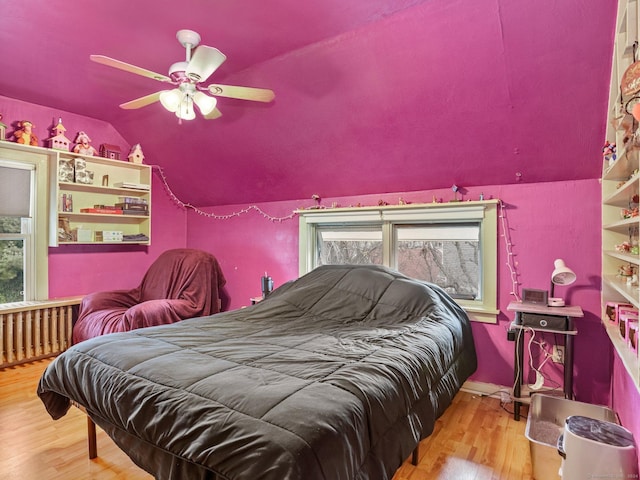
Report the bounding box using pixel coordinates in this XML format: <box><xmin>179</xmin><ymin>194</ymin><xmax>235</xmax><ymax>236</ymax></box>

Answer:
<box><xmin>299</xmin><ymin>201</ymin><xmax>499</xmax><ymax>323</ymax></box>
<box><xmin>0</xmin><ymin>152</ymin><xmax>49</xmax><ymax>305</ymax></box>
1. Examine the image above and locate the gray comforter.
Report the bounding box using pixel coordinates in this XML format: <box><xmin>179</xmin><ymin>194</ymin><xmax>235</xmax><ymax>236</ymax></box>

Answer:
<box><xmin>38</xmin><ymin>265</ymin><xmax>477</xmax><ymax>480</ymax></box>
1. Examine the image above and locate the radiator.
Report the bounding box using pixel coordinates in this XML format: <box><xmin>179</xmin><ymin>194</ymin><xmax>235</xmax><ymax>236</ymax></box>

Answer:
<box><xmin>0</xmin><ymin>298</ymin><xmax>81</xmax><ymax>369</ymax></box>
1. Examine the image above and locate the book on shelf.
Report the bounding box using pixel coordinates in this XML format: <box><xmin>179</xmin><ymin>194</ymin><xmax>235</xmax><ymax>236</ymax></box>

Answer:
<box><xmin>93</xmin><ymin>204</ymin><xmax>121</xmax><ymax>210</ymax></box>
<box><xmin>113</xmin><ymin>181</ymin><xmax>150</xmax><ymax>191</ymax></box>
<box><xmin>118</xmin><ymin>196</ymin><xmax>148</xmax><ymax>205</ymax></box>
<box><xmin>122</xmin><ymin>209</ymin><xmax>149</xmax><ymax>216</ymax></box>
<box><xmin>80</xmin><ymin>208</ymin><xmax>124</xmax><ymax>214</ymax></box>
<box><xmin>114</xmin><ymin>202</ymin><xmax>148</xmax><ymax>211</ymax></box>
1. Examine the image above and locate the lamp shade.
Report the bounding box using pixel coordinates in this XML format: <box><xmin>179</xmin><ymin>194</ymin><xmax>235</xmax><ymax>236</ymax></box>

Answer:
<box><xmin>193</xmin><ymin>92</ymin><xmax>217</xmax><ymax>115</ymax></box>
<box><xmin>551</xmin><ymin>259</ymin><xmax>576</xmax><ymax>286</ymax></box>
<box><xmin>159</xmin><ymin>89</ymin><xmax>182</xmax><ymax>113</ymax></box>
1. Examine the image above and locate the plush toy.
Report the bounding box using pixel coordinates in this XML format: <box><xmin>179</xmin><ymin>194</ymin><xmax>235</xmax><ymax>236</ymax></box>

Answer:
<box><xmin>13</xmin><ymin>120</ymin><xmax>38</xmax><ymax>146</ymax></box>
<box><xmin>73</xmin><ymin>131</ymin><xmax>98</xmax><ymax>156</ymax></box>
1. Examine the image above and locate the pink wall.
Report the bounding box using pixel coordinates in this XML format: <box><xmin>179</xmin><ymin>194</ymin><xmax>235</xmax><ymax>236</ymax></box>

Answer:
<box><xmin>0</xmin><ymin>95</ymin><xmax>188</xmax><ymax>297</ymax></box>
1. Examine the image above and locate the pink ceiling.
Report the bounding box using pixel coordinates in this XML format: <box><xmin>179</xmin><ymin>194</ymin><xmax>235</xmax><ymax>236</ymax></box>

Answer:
<box><xmin>0</xmin><ymin>0</ymin><xmax>616</xmax><ymax>206</ymax></box>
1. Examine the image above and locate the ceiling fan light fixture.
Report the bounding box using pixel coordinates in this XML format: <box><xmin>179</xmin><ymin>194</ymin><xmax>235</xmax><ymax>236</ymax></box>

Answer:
<box><xmin>159</xmin><ymin>89</ymin><xmax>181</xmax><ymax>113</ymax></box>
<box><xmin>193</xmin><ymin>92</ymin><xmax>217</xmax><ymax>115</ymax></box>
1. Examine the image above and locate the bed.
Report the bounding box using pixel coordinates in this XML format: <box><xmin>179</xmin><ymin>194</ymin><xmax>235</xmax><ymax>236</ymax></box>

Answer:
<box><xmin>38</xmin><ymin>264</ymin><xmax>477</xmax><ymax>480</ymax></box>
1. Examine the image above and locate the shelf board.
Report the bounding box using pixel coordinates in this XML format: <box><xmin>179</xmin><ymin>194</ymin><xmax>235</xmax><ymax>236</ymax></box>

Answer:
<box><xmin>58</xmin><ymin>212</ymin><xmax>149</xmax><ymax>220</ymax></box>
<box><xmin>603</xmin><ymin>217</ymin><xmax>640</xmax><ymax>231</ymax></box>
<box><xmin>602</xmin><ymin>173</ymin><xmax>640</xmax><ymax>206</ymax></box>
<box><xmin>604</xmin><ymin>250</ymin><xmax>640</xmax><ymax>265</ymax></box>
<box><xmin>603</xmin><ymin>274</ymin><xmax>640</xmax><ymax>307</ymax></box>
<box><xmin>602</xmin><ymin>321</ymin><xmax>640</xmax><ymax>395</ymax></box>
<box><xmin>58</xmin><ymin>241</ymin><xmax>150</xmax><ymax>245</ymax></box>
<box><xmin>59</xmin><ymin>151</ymin><xmax>149</xmax><ymax>171</ymax></box>
<box><xmin>58</xmin><ymin>182</ymin><xmax>149</xmax><ymax>195</ymax></box>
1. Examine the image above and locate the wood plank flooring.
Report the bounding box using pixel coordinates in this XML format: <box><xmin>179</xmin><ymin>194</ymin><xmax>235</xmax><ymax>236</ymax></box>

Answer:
<box><xmin>0</xmin><ymin>359</ymin><xmax>532</xmax><ymax>479</ymax></box>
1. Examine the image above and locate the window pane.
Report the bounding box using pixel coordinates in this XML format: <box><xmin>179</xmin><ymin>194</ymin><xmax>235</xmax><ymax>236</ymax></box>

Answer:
<box><xmin>316</xmin><ymin>227</ymin><xmax>383</xmax><ymax>266</ymax></box>
<box><xmin>0</xmin><ymin>238</ymin><xmax>25</xmax><ymax>303</ymax></box>
<box><xmin>0</xmin><ymin>216</ymin><xmax>22</xmax><ymax>233</ymax></box>
<box><xmin>395</xmin><ymin>224</ymin><xmax>480</xmax><ymax>300</ymax></box>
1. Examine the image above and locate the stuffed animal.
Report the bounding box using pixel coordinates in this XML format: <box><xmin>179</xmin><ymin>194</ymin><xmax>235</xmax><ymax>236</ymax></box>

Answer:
<box><xmin>73</xmin><ymin>131</ymin><xmax>98</xmax><ymax>156</ymax></box>
<box><xmin>13</xmin><ymin>120</ymin><xmax>38</xmax><ymax>146</ymax></box>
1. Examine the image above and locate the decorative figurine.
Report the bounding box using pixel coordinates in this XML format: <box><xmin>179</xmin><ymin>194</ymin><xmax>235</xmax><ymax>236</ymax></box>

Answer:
<box><xmin>12</xmin><ymin>120</ymin><xmax>38</xmax><ymax>146</ymax></box>
<box><xmin>100</xmin><ymin>143</ymin><xmax>121</xmax><ymax>160</ymax></box>
<box><xmin>73</xmin><ymin>131</ymin><xmax>98</xmax><ymax>155</ymax></box>
<box><xmin>47</xmin><ymin>117</ymin><xmax>71</xmax><ymax>151</ymax></box>
<box><xmin>0</xmin><ymin>114</ymin><xmax>6</xmax><ymax>141</ymax></box>
<box><xmin>128</xmin><ymin>143</ymin><xmax>145</xmax><ymax>164</ymax></box>
<box><xmin>450</xmin><ymin>184</ymin><xmax>461</xmax><ymax>202</ymax></box>
<box><xmin>603</xmin><ymin>141</ymin><xmax>617</xmax><ymax>168</ymax></box>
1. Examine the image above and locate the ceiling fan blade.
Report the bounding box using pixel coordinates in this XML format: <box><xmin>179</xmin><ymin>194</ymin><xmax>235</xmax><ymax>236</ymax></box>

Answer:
<box><xmin>203</xmin><ymin>107</ymin><xmax>223</xmax><ymax>120</ymax></box>
<box><xmin>90</xmin><ymin>55</ymin><xmax>171</xmax><ymax>82</ymax></box>
<box><xmin>119</xmin><ymin>91</ymin><xmax>164</xmax><ymax>110</ymax></box>
<box><xmin>207</xmin><ymin>84</ymin><xmax>275</xmax><ymax>103</ymax></box>
<box><xmin>186</xmin><ymin>46</ymin><xmax>226</xmax><ymax>83</ymax></box>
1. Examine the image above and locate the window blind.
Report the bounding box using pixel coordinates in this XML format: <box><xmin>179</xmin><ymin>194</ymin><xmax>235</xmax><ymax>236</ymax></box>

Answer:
<box><xmin>0</xmin><ymin>165</ymin><xmax>32</xmax><ymax>217</ymax></box>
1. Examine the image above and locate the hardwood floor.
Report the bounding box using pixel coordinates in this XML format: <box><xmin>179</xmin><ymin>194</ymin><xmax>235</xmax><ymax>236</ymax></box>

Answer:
<box><xmin>0</xmin><ymin>359</ymin><xmax>532</xmax><ymax>480</ymax></box>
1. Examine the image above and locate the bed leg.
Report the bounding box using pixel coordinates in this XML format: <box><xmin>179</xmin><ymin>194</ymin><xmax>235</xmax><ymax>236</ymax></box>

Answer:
<box><xmin>87</xmin><ymin>416</ymin><xmax>97</xmax><ymax>459</ymax></box>
<box><xmin>412</xmin><ymin>444</ymin><xmax>419</xmax><ymax>465</ymax></box>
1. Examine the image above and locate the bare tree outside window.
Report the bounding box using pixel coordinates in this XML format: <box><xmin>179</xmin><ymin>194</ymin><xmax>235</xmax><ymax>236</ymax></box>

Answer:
<box><xmin>315</xmin><ymin>224</ymin><xmax>480</xmax><ymax>300</ymax></box>
<box><xmin>0</xmin><ymin>216</ymin><xmax>25</xmax><ymax>303</ymax></box>
<box><xmin>316</xmin><ymin>228</ymin><xmax>383</xmax><ymax>266</ymax></box>
<box><xmin>396</xmin><ymin>240</ymin><xmax>479</xmax><ymax>299</ymax></box>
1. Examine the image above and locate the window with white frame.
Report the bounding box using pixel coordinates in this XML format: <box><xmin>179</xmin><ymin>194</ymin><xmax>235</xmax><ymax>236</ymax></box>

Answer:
<box><xmin>298</xmin><ymin>201</ymin><xmax>499</xmax><ymax>323</ymax></box>
<box><xmin>0</xmin><ymin>154</ymin><xmax>49</xmax><ymax>305</ymax></box>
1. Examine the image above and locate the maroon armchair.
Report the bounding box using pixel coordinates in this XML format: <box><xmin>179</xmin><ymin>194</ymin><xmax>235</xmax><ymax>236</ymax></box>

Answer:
<box><xmin>72</xmin><ymin>248</ymin><xmax>226</xmax><ymax>344</ymax></box>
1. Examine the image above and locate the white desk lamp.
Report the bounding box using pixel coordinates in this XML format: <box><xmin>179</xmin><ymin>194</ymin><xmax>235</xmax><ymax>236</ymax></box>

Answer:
<box><xmin>549</xmin><ymin>259</ymin><xmax>576</xmax><ymax>306</ymax></box>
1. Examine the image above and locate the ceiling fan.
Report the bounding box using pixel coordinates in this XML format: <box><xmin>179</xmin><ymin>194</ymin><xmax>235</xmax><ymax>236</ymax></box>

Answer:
<box><xmin>90</xmin><ymin>29</ymin><xmax>275</xmax><ymax>121</ymax></box>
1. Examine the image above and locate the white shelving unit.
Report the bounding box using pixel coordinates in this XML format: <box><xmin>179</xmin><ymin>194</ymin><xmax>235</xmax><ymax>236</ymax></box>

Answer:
<box><xmin>50</xmin><ymin>151</ymin><xmax>151</xmax><ymax>246</ymax></box>
<box><xmin>603</xmin><ymin>0</ymin><xmax>640</xmax><ymax>392</ymax></box>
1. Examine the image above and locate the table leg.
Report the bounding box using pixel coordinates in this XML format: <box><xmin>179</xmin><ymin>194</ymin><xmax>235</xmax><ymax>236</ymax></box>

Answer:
<box><xmin>513</xmin><ymin>324</ymin><xmax>524</xmax><ymax>421</ymax></box>
<box><xmin>564</xmin><ymin>326</ymin><xmax>574</xmax><ymax>400</ymax></box>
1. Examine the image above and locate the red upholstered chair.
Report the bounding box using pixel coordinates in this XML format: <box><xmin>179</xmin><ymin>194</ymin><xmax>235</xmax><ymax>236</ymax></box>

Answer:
<box><xmin>72</xmin><ymin>248</ymin><xmax>226</xmax><ymax>344</ymax></box>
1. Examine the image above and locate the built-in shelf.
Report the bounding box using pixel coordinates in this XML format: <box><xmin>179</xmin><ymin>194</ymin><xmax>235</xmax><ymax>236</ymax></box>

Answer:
<box><xmin>602</xmin><ymin>0</ymin><xmax>640</xmax><ymax>395</ymax></box>
<box><xmin>50</xmin><ymin>150</ymin><xmax>152</xmax><ymax>246</ymax></box>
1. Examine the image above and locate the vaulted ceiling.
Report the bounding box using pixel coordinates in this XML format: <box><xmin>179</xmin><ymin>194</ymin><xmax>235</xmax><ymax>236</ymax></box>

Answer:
<box><xmin>0</xmin><ymin>0</ymin><xmax>615</xmax><ymax>206</ymax></box>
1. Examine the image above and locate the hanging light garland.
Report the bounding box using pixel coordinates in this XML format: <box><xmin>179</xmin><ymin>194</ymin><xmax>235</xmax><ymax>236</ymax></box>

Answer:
<box><xmin>498</xmin><ymin>199</ymin><xmax>520</xmax><ymax>301</ymax></box>
<box><xmin>152</xmin><ymin>166</ymin><xmax>520</xmax><ymax>296</ymax></box>
<box><xmin>152</xmin><ymin>165</ymin><xmax>298</xmax><ymax>222</ymax></box>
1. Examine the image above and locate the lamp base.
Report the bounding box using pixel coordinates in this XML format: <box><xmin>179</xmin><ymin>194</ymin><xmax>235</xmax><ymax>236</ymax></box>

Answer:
<box><xmin>548</xmin><ymin>297</ymin><xmax>565</xmax><ymax>307</ymax></box>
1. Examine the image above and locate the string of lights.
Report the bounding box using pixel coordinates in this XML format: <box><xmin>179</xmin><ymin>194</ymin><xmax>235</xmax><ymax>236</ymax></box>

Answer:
<box><xmin>499</xmin><ymin>199</ymin><xmax>520</xmax><ymax>301</ymax></box>
<box><xmin>152</xmin><ymin>165</ymin><xmax>298</xmax><ymax>222</ymax></box>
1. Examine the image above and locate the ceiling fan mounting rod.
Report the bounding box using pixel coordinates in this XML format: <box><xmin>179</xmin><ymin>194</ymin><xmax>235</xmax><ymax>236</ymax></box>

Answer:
<box><xmin>176</xmin><ymin>29</ymin><xmax>201</xmax><ymax>62</ymax></box>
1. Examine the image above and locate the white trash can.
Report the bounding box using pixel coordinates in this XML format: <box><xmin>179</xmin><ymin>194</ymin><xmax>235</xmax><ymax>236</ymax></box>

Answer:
<box><xmin>558</xmin><ymin>415</ymin><xmax>638</xmax><ymax>480</ymax></box>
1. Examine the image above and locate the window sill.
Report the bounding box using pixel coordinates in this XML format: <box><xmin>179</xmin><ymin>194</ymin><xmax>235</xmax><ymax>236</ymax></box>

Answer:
<box><xmin>463</xmin><ymin>306</ymin><xmax>499</xmax><ymax>324</ymax></box>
